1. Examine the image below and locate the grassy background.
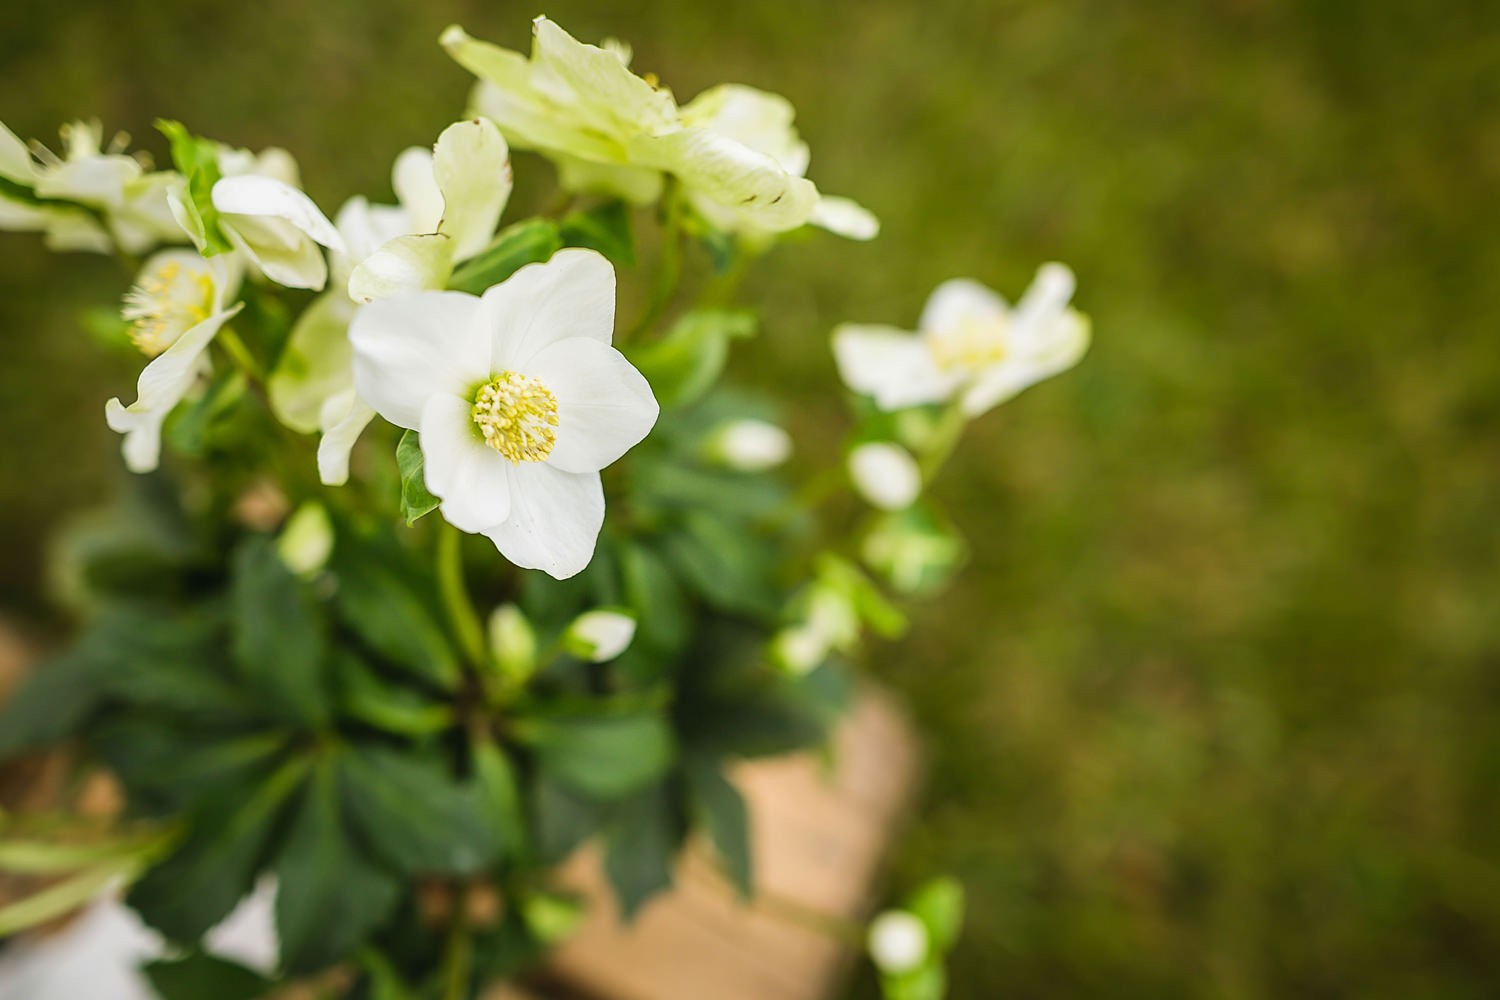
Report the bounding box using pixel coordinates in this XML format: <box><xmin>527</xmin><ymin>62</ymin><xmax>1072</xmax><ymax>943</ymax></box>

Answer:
<box><xmin>3</xmin><ymin>1</ymin><xmax>1500</xmax><ymax>996</ymax></box>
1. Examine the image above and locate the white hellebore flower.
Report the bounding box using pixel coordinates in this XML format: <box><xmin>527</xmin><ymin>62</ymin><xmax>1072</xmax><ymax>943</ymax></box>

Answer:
<box><xmin>268</xmin><ymin>119</ymin><xmax>513</xmax><ymax>486</ymax></box>
<box><xmin>104</xmin><ymin>249</ymin><xmax>243</xmax><ymax>473</ymax></box>
<box><xmin>867</xmin><ymin>910</ymin><xmax>930</xmax><ymax>975</ymax></box>
<box><xmin>707</xmin><ymin>418</ymin><xmax>792</xmax><ymax>471</ymax></box>
<box><xmin>833</xmin><ymin>263</ymin><xmax>1090</xmax><ymax>417</ymax></box>
<box><xmin>564</xmin><ymin>609</ymin><xmax>638</xmax><ymax>662</ymax></box>
<box><xmin>169</xmin><ymin>144</ymin><xmax>343</xmax><ymax>291</ymax></box>
<box><xmin>350</xmin><ymin>249</ymin><xmax>658</xmax><ymax>579</ymax></box>
<box><xmin>442</xmin><ymin>18</ymin><xmax>823</xmax><ymax>232</ymax></box>
<box><xmin>848</xmin><ymin>442</ymin><xmax>922</xmax><ymax>511</ymax></box>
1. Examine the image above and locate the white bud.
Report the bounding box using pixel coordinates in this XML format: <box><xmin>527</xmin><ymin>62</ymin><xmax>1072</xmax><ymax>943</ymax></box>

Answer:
<box><xmin>708</xmin><ymin>419</ymin><xmax>792</xmax><ymax>471</ymax></box>
<box><xmin>564</xmin><ymin>609</ymin><xmax>637</xmax><ymax>662</ymax></box>
<box><xmin>867</xmin><ymin>909</ymin><xmax>930</xmax><ymax>975</ymax></box>
<box><xmin>848</xmin><ymin>442</ymin><xmax>921</xmax><ymax>511</ymax></box>
<box><xmin>488</xmin><ymin>603</ymin><xmax>538</xmax><ymax>681</ymax></box>
<box><xmin>770</xmin><ymin>625</ymin><xmax>828</xmax><ymax>675</ymax></box>
<box><xmin>275</xmin><ymin>501</ymin><xmax>333</xmax><ymax>578</ymax></box>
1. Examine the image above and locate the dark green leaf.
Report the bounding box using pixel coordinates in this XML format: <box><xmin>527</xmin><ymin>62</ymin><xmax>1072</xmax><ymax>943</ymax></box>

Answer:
<box><xmin>519</xmin><ymin>711</ymin><xmax>675</xmax><ymax>801</ymax></box>
<box><xmin>532</xmin><ymin>773</ymin><xmax>610</xmax><ymax>865</ymax></box>
<box><xmin>128</xmin><ymin>759</ymin><xmax>307</xmax><ymax>941</ymax></box>
<box><xmin>230</xmin><ymin>536</ymin><xmax>330</xmax><ymax>727</ymax></box>
<box><xmin>396</xmin><ymin>430</ymin><xmax>440</xmax><ymax>525</ymax></box>
<box><xmin>0</xmin><ymin>652</ymin><xmax>101</xmax><ymax>755</ymax></box>
<box><xmin>473</xmin><ymin>737</ymin><xmax>528</xmax><ymax>866</ymax></box>
<box><xmin>685</xmin><ymin>758</ymin><xmax>753</xmax><ymax>898</ymax></box>
<box><xmin>560</xmin><ymin>200</ymin><xmax>635</xmax><ymax>266</ymax></box>
<box><xmin>659</xmin><ymin>511</ymin><xmax>778</xmax><ymax>618</ymax></box>
<box><xmin>627</xmin><ymin>309</ymin><xmax>756</xmax><ymax>409</ymax></box>
<box><xmin>337</xmin><ymin>744</ymin><xmax>491</xmax><ymax>876</ymax></box>
<box><xmin>619</xmin><ymin>541</ymin><xmax>689</xmax><ymax>655</ymax></box>
<box><xmin>448</xmin><ymin>219</ymin><xmax>562</xmax><ymax>293</ymax></box>
<box><xmin>156</xmin><ymin>120</ymin><xmax>233</xmax><ymax>256</ymax></box>
<box><xmin>143</xmin><ymin>952</ymin><xmax>275</xmax><ymax>1000</ymax></box>
<box><xmin>274</xmin><ymin>761</ymin><xmax>402</xmax><ymax>974</ymax></box>
<box><xmin>333</xmin><ymin>650</ymin><xmax>453</xmax><ymax>736</ymax></box>
<box><xmin>92</xmin><ymin>726</ymin><xmax>285</xmax><ymax>818</ymax></box>
<box><xmin>603</xmin><ymin>783</ymin><xmax>678</xmax><ymax>920</ymax></box>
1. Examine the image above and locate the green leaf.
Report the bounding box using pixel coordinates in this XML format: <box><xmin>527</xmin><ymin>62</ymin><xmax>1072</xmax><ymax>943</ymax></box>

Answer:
<box><xmin>518</xmin><ymin>711</ymin><xmax>675</xmax><ymax>801</ymax></box>
<box><xmin>230</xmin><ymin>535</ymin><xmax>330</xmax><ymax>727</ymax></box>
<box><xmin>143</xmin><ymin>953</ymin><xmax>276</xmax><ymax>1000</ymax></box>
<box><xmin>531</xmin><ymin>773</ymin><xmax>610</xmax><ymax>865</ymax></box>
<box><xmin>906</xmin><ymin>877</ymin><xmax>965</xmax><ymax>954</ymax></box>
<box><xmin>337</xmin><ymin>744</ymin><xmax>491</xmax><ymax>876</ymax></box>
<box><xmin>274</xmin><ymin>761</ymin><xmax>402</xmax><ymax>974</ymax></box>
<box><xmin>128</xmin><ymin>758</ymin><xmax>308</xmax><ymax>941</ymax></box>
<box><xmin>659</xmin><ymin>510</ymin><xmax>778</xmax><ymax>617</ymax></box>
<box><xmin>330</xmin><ymin>525</ymin><xmax>460</xmax><ymax>689</ymax></box>
<box><xmin>685</xmin><ymin>758</ymin><xmax>752</xmax><ymax>898</ymax></box>
<box><xmin>156</xmin><ymin>120</ymin><xmax>233</xmax><ymax>256</ymax></box>
<box><xmin>332</xmin><ymin>650</ymin><xmax>453</xmax><ymax>736</ymax></box>
<box><xmin>627</xmin><ymin>309</ymin><xmax>757</xmax><ymax>409</ymax></box>
<box><xmin>883</xmin><ymin>963</ymin><xmax>948</xmax><ymax>1000</ymax></box>
<box><xmin>619</xmin><ymin>541</ymin><xmax>690</xmax><ymax>655</ymax></box>
<box><xmin>603</xmin><ymin>782</ymin><xmax>678</xmax><ymax>920</ymax></box>
<box><xmin>396</xmin><ymin>430</ymin><xmax>441</xmax><ymax>525</ymax></box>
<box><xmin>448</xmin><ymin>218</ymin><xmax>562</xmax><ymax>293</ymax></box>
<box><xmin>0</xmin><ymin>651</ymin><xmax>101</xmax><ymax>755</ymax></box>
<box><xmin>92</xmin><ymin>726</ymin><xmax>285</xmax><ymax>819</ymax></box>
<box><xmin>560</xmin><ymin>200</ymin><xmax>635</xmax><ymax>266</ymax></box>
<box><xmin>473</xmin><ymin>737</ymin><xmax>528</xmax><ymax>866</ymax></box>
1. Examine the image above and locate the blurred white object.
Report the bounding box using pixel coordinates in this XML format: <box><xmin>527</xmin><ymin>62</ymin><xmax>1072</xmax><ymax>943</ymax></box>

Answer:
<box><xmin>0</xmin><ymin>879</ymin><xmax>278</xmax><ymax>1000</ymax></box>
<box><xmin>867</xmin><ymin>908</ymin><xmax>930</xmax><ymax>974</ymax></box>
<box><xmin>848</xmin><ymin>442</ymin><xmax>921</xmax><ymax>511</ymax></box>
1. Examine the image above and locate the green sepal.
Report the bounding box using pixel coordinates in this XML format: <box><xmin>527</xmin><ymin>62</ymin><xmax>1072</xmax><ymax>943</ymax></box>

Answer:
<box><xmin>156</xmin><ymin>119</ymin><xmax>233</xmax><ymax>256</ymax></box>
<box><xmin>397</xmin><ymin>430</ymin><xmax>440</xmax><ymax>525</ymax></box>
<box><xmin>448</xmin><ymin>218</ymin><xmax>562</xmax><ymax>293</ymax></box>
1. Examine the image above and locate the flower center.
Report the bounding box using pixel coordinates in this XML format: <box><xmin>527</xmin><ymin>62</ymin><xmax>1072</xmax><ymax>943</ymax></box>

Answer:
<box><xmin>121</xmin><ymin>259</ymin><xmax>215</xmax><ymax>357</ymax></box>
<box><xmin>472</xmin><ymin>372</ymin><xmax>560</xmax><ymax>463</ymax></box>
<box><xmin>926</xmin><ymin>315</ymin><xmax>1010</xmax><ymax>374</ymax></box>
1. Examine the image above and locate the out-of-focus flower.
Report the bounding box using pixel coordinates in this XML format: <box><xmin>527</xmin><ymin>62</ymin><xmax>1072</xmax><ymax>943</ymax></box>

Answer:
<box><xmin>861</xmin><ymin>506</ymin><xmax>967</xmax><ymax>596</ymax></box>
<box><xmin>0</xmin><ymin>120</ymin><xmax>183</xmax><ymax>255</ymax></box>
<box><xmin>488</xmin><ymin>603</ymin><xmax>538</xmax><ymax>682</ymax></box>
<box><xmin>704</xmin><ymin>418</ymin><xmax>792</xmax><ymax>471</ymax></box>
<box><xmin>678</xmin><ymin>85</ymin><xmax>878</xmax><ymax>242</ymax></box>
<box><xmin>867</xmin><ymin>909</ymin><xmax>930</xmax><ymax>975</ymax></box>
<box><xmin>349</xmin><ymin>249</ymin><xmax>658</xmax><ymax>579</ymax></box>
<box><xmin>770</xmin><ymin>555</ymin><xmax>905</xmax><ymax>674</ymax></box>
<box><xmin>442</xmin><ymin>18</ymin><xmax>825</xmax><ymax>233</ymax></box>
<box><xmin>564</xmin><ymin>609</ymin><xmax>638</xmax><ymax>662</ymax></box>
<box><xmin>833</xmin><ymin>264</ymin><xmax>1089</xmax><ymax>417</ymax></box>
<box><xmin>104</xmin><ymin>250</ymin><xmax>243</xmax><ymax>473</ymax></box>
<box><xmin>848</xmin><ymin>441</ymin><xmax>922</xmax><ymax>511</ymax></box>
<box><xmin>275</xmin><ymin>501</ymin><xmax>335</xmax><ymax>578</ymax></box>
<box><xmin>268</xmin><ymin>119</ymin><xmax>514</xmax><ymax>485</ymax></box>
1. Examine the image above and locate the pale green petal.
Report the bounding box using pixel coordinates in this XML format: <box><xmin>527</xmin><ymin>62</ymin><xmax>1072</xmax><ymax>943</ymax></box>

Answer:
<box><xmin>166</xmin><ymin>184</ymin><xmax>209</xmax><ymax>252</ymax></box>
<box><xmin>268</xmin><ymin>290</ymin><xmax>357</xmax><ymax>434</ymax></box>
<box><xmin>392</xmin><ymin>147</ymin><xmax>443</xmax><ymax>234</ymax></box>
<box><xmin>0</xmin><ymin>121</ymin><xmax>37</xmax><ymax>184</ymax></box>
<box><xmin>633</xmin><ymin>127</ymin><xmax>819</xmax><ymax>232</ymax></box>
<box><xmin>550</xmin><ymin>151</ymin><xmax>663</xmax><ymax>204</ymax></box>
<box><xmin>809</xmin><ymin>195</ymin><xmax>879</xmax><ymax>241</ymax></box>
<box><xmin>433</xmin><ymin>118</ymin><xmax>512</xmax><ymax>261</ymax></box>
<box><xmin>316</xmin><ymin>389</ymin><xmax>376</xmax><ymax>486</ymax></box>
<box><xmin>348</xmin><ymin>233</ymin><xmax>454</xmax><ymax>303</ymax></box>
<box><xmin>42</xmin><ymin>211</ymin><xmax>113</xmax><ymax>254</ymax></box>
<box><xmin>109</xmin><ymin>172</ymin><xmax>188</xmax><ymax>255</ymax></box>
<box><xmin>0</xmin><ymin>194</ymin><xmax>49</xmax><ymax>232</ymax></box>
<box><xmin>224</xmin><ymin>214</ymin><xmax>330</xmax><ymax>291</ymax></box>
<box><xmin>959</xmin><ymin>309</ymin><xmax>1091</xmax><ymax>417</ymax></box>
<box><xmin>212</xmin><ymin>175</ymin><xmax>343</xmax><ymax>250</ymax></box>
<box><xmin>679</xmin><ymin>84</ymin><xmax>809</xmax><ymax>176</ymax></box>
<box><xmin>529</xmin><ymin>16</ymin><xmax>676</xmax><ymax>135</ymax></box>
<box><xmin>468</xmin><ymin>80</ymin><xmax>624</xmax><ymax>163</ymax></box>
<box><xmin>34</xmin><ymin>155</ymin><xmax>140</xmax><ymax>207</ymax></box>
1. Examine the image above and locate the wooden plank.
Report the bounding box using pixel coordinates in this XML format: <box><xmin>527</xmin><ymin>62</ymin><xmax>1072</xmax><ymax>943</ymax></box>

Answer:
<box><xmin>528</xmin><ymin>686</ymin><xmax>921</xmax><ymax>1000</ymax></box>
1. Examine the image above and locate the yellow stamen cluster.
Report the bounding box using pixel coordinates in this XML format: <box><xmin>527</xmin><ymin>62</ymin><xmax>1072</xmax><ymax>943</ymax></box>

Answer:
<box><xmin>472</xmin><ymin>372</ymin><xmax>560</xmax><ymax>463</ymax></box>
<box><xmin>121</xmin><ymin>260</ymin><xmax>214</xmax><ymax>357</ymax></box>
<box><xmin>926</xmin><ymin>315</ymin><xmax>1011</xmax><ymax>374</ymax></box>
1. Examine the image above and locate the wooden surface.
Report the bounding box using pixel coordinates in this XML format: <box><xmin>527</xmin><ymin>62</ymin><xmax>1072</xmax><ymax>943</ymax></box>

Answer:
<box><xmin>503</xmin><ymin>686</ymin><xmax>922</xmax><ymax>1000</ymax></box>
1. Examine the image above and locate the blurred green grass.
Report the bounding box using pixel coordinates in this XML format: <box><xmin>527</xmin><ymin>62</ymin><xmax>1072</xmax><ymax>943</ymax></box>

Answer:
<box><xmin>3</xmin><ymin>1</ymin><xmax>1499</xmax><ymax>996</ymax></box>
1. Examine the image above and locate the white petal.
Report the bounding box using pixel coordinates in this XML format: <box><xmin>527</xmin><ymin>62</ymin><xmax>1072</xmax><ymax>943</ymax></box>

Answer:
<box><xmin>481</xmin><ymin>248</ymin><xmax>616</xmax><ymax>370</ymax></box>
<box><xmin>315</xmin><ymin>389</ymin><xmax>376</xmax><ymax>486</ymax></box>
<box><xmin>919</xmin><ymin>278</ymin><xmax>1008</xmax><ymax>335</ymax></box>
<box><xmin>333</xmin><ymin>196</ymin><xmax>410</xmax><ymax>274</ymax></box>
<box><xmin>433</xmin><ymin>118</ymin><xmax>512</xmax><ymax>261</ymax></box>
<box><xmin>1009</xmin><ymin>262</ymin><xmax>1076</xmax><ymax>346</ymax></box>
<box><xmin>0</xmin><ymin>121</ymin><xmax>37</xmax><ymax>183</ymax></box>
<box><xmin>224</xmin><ymin>215</ymin><xmax>329</xmax><ymax>291</ymax></box>
<box><xmin>809</xmin><ymin>195</ymin><xmax>879</xmax><ymax>241</ymax></box>
<box><xmin>420</xmin><ymin>394</ymin><xmax>513</xmax><ymax>533</ymax></box>
<box><xmin>482</xmin><ymin>464</ymin><xmax>604</xmax><ymax>580</ymax></box>
<box><xmin>34</xmin><ymin>156</ymin><xmax>139</xmax><ymax>207</ymax></box>
<box><xmin>529</xmin><ymin>16</ymin><xmax>677</xmax><ymax>132</ymax></box>
<box><xmin>105</xmin><ymin>303</ymin><xmax>244</xmax><ymax>472</ymax></box>
<box><xmin>525</xmin><ymin>337</ymin><xmax>658</xmax><ymax>474</ymax></box>
<box><xmin>212</xmin><ymin>175</ymin><xmax>344</xmax><ymax>252</ymax></box>
<box><xmin>959</xmin><ymin>308</ymin><xmax>1091</xmax><ymax>417</ymax></box>
<box><xmin>632</xmin><ymin>126</ymin><xmax>819</xmax><ymax>233</ymax></box>
<box><xmin>348</xmin><ymin>233</ymin><xmax>454</xmax><ymax>303</ymax></box>
<box><xmin>349</xmin><ymin>290</ymin><xmax>490</xmax><ymax>430</ymax></box>
<box><xmin>831</xmin><ymin>324</ymin><xmax>956</xmax><ymax>410</ymax></box>
<box><xmin>848</xmin><ymin>442</ymin><xmax>922</xmax><ymax>511</ymax></box>
<box><xmin>392</xmin><ymin>147</ymin><xmax>443</xmax><ymax>234</ymax></box>
<box><xmin>550</xmin><ymin>150</ymin><xmax>663</xmax><ymax>204</ymax></box>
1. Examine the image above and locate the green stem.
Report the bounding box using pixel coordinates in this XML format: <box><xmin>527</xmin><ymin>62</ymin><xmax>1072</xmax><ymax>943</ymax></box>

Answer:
<box><xmin>629</xmin><ymin>185</ymin><xmax>684</xmax><ymax>341</ymax></box>
<box><xmin>441</xmin><ymin>884</ymin><xmax>473</xmax><ymax>1000</ymax></box>
<box><xmin>437</xmin><ymin>523</ymin><xmax>489</xmax><ymax>670</ymax></box>
<box><xmin>917</xmin><ymin>400</ymin><xmax>969</xmax><ymax>483</ymax></box>
<box><xmin>216</xmin><ymin>326</ymin><xmax>264</xmax><ymax>384</ymax></box>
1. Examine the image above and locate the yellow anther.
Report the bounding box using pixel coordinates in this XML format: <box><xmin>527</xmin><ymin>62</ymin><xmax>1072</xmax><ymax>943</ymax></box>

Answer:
<box><xmin>926</xmin><ymin>315</ymin><xmax>1010</xmax><ymax>373</ymax></box>
<box><xmin>121</xmin><ymin>258</ymin><xmax>215</xmax><ymax>357</ymax></box>
<box><xmin>472</xmin><ymin>372</ymin><xmax>560</xmax><ymax>463</ymax></box>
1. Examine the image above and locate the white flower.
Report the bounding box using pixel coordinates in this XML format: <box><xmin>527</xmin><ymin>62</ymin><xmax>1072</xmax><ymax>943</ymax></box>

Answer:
<box><xmin>678</xmin><ymin>85</ymin><xmax>878</xmax><ymax>242</ymax></box>
<box><xmin>867</xmin><ymin>910</ymin><xmax>930</xmax><ymax>975</ymax></box>
<box><xmin>706</xmin><ymin>418</ymin><xmax>792</xmax><ymax>471</ymax></box>
<box><xmin>848</xmin><ymin>442</ymin><xmax>921</xmax><ymax>511</ymax></box>
<box><xmin>0</xmin><ymin>119</ymin><xmax>182</xmax><ymax>255</ymax></box>
<box><xmin>564</xmin><ymin>609</ymin><xmax>637</xmax><ymax>662</ymax></box>
<box><xmin>104</xmin><ymin>250</ymin><xmax>243</xmax><ymax>473</ymax></box>
<box><xmin>268</xmin><ymin>119</ymin><xmax>514</xmax><ymax>485</ymax></box>
<box><xmin>169</xmin><ymin>144</ymin><xmax>343</xmax><ymax>291</ymax></box>
<box><xmin>442</xmin><ymin>18</ymin><xmax>822</xmax><ymax>231</ymax></box>
<box><xmin>833</xmin><ymin>263</ymin><xmax>1090</xmax><ymax>417</ymax></box>
<box><xmin>349</xmin><ymin>249</ymin><xmax>658</xmax><ymax>579</ymax></box>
